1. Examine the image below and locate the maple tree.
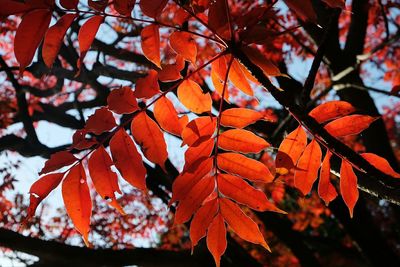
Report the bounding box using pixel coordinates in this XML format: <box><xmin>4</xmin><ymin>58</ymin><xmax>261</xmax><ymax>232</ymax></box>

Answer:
<box><xmin>0</xmin><ymin>0</ymin><xmax>400</xmax><ymax>266</ymax></box>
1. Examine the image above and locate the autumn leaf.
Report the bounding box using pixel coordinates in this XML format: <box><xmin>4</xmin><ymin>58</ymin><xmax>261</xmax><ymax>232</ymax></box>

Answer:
<box><xmin>181</xmin><ymin>116</ymin><xmax>217</xmax><ymax>146</ymax></box>
<box><xmin>178</xmin><ymin>79</ymin><xmax>212</xmax><ymax>114</ymax></box>
<box><xmin>110</xmin><ymin>129</ymin><xmax>147</xmax><ymax>190</ymax></box>
<box><xmin>217</xmin><ymin>152</ymin><xmax>274</xmax><ymax>183</ymax></box>
<box><xmin>283</xmin><ymin>0</ymin><xmax>317</xmax><ymax>22</ymax></box>
<box><xmin>154</xmin><ymin>96</ymin><xmax>182</xmax><ymax>136</ymax></box>
<box><xmin>131</xmin><ymin>111</ymin><xmax>168</xmax><ymax>168</ymax></box>
<box><xmin>219</xmin><ymin>198</ymin><xmax>271</xmax><ymax>251</ymax></box>
<box><xmin>170</xmin><ymin>31</ymin><xmax>197</xmax><ymax>64</ymax></box>
<box><xmin>107</xmin><ymin>87</ymin><xmax>138</xmax><ymax>114</ymax></box>
<box><xmin>228</xmin><ymin>59</ymin><xmax>253</xmax><ymax>96</ymax></box>
<box><xmin>190</xmin><ymin>198</ymin><xmax>219</xmax><ymax>249</ymax></box>
<box><xmin>62</xmin><ymin>164</ymin><xmax>92</xmax><ymax>246</ymax></box>
<box><xmin>294</xmin><ymin>139</ymin><xmax>322</xmax><ymax>196</ymax></box>
<box><xmin>208</xmin><ymin>0</ymin><xmax>231</xmax><ymax>39</ymax></box>
<box><xmin>184</xmin><ymin>138</ymin><xmax>214</xmax><ymax>171</ymax></box>
<box><xmin>78</xmin><ymin>15</ymin><xmax>104</xmax><ymax>70</ymax></box>
<box><xmin>39</xmin><ymin>151</ymin><xmax>77</xmax><ymax>175</ymax></box>
<box><xmin>158</xmin><ymin>63</ymin><xmax>183</xmax><ymax>82</ymax></box>
<box><xmin>141</xmin><ymin>24</ymin><xmax>161</xmax><ymax>68</ymax></box>
<box><xmin>134</xmin><ymin>69</ymin><xmax>160</xmax><ymax>98</ymax></box>
<box><xmin>14</xmin><ymin>9</ymin><xmax>52</xmax><ymax>73</ymax></box>
<box><xmin>340</xmin><ymin>160</ymin><xmax>359</xmax><ymax>218</ymax></box>
<box><xmin>139</xmin><ymin>0</ymin><xmax>168</xmax><ymax>18</ymax></box>
<box><xmin>88</xmin><ymin>146</ymin><xmax>124</xmax><ymax>214</ymax></box>
<box><xmin>60</xmin><ymin>0</ymin><xmax>79</xmax><ymax>9</ymax></box>
<box><xmin>218</xmin><ymin>129</ymin><xmax>269</xmax><ymax>154</ymax></box>
<box><xmin>71</xmin><ymin>129</ymin><xmax>97</xmax><ymax>150</ymax></box>
<box><xmin>361</xmin><ymin>153</ymin><xmax>400</xmax><ymax>178</ymax></box>
<box><xmin>318</xmin><ymin>151</ymin><xmax>338</xmax><ymax>205</ymax></box>
<box><xmin>242</xmin><ymin>46</ymin><xmax>281</xmax><ymax>77</ymax></box>
<box><xmin>220</xmin><ymin>108</ymin><xmax>264</xmax><ymax>128</ymax></box>
<box><xmin>324</xmin><ymin>115</ymin><xmax>378</xmax><ymax>137</ymax></box>
<box><xmin>85</xmin><ymin>107</ymin><xmax>117</xmax><ymax>135</ymax></box>
<box><xmin>275</xmin><ymin>126</ymin><xmax>308</xmax><ymax>175</ymax></box>
<box><xmin>42</xmin><ymin>13</ymin><xmax>77</xmax><ymax>68</ymax></box>
<box><xmin>114</xmin><ymin>0</ymin><xmax>135</xmax><ymax>16</ymax></box>
<box><xmin>207</xmin><ymin>213</ymin><xmax>227</xmax><ymax>267</ymax></box>
<box><xmin>309</xmin><ymin>101</ymin><xmax>356</xmax><ymax>123</ymax></box>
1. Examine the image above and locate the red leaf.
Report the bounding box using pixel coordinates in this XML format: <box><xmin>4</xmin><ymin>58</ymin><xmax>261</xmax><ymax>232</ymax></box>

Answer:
<box><xmin>340</xmin><ymin>160</ymin><xmax>359</xmax><ymax>218</ymax></box>
<box><xmin>228</xmin><ymin>59</ymin><xmax>253</xmax><ymax>96</ymax></box>
<box><xmin>178</xmin><ymin>79</ymin><xmax>212</xmax><ymax>114</ymax></box>
<box><xmin>85</xmin><ymin>107</ymin><xmax>116</xmax><ymax>135</ymax></box>
<box><xmin>219</xmin><ymin>198</ymin><xmax>270</xmax><ymax>251</ymax></box>
<box><xmin>218</xmin><ymin>173</ymin><xmax>285</xmax><ymax>213</ymax></box>
<box><xmin>220</xmin><ymin>108</ymin><xmax>264</xmax><ymax>128</ymax></box>
<box><xmin>294</xmin><ymin>139</ymin><xmax>322</xmax><ymax>196</ymax></box>
<box><xmin>141</xmin><ymin>24</ymin><xmax>161</xmax><ymax>68</ymax></box>
<box><xmin>181</xmin><ymin>116</ymin><xmax>217</xmax><ymax>147</ymax></box>
<box><xmin>207</xmin><ymin>213</ymin><xmax>227</xmax><ymax>267</ymax></box>
<box><xmin>42</xmin><ymin>13</ymin><xmax>77</xmax><ymax>68</ymax></box>
<box><xmin>14</xmin><ymin>9</ymin><xmax>52</xmax><ymax>73</ymax></box>
<box><xmin>131</xmin><ymin>111</ymin><xmax>168</xmax><ymax>168</ymax></box>
<box><xmin>154</xmin><ymin>96</ymin><xmax>182</xmax><ymax>136</ymax></box>
<box><xmin>218</xmin><ymin>129</ymin><xmax>269</xmax><ymax>154</ymax></box>
<box><xmin>242</xmin><ymin>46</ymin><xmax>281</xmax><ymax>77</ymax></box>
<box><xmin>324</xmin><ymin>115</ymin><xmax>378</xmax><ymax>137</ymax></box>
<box><xmin>62</xmin><ymin>164</ymin><xmax>92</xmax><ymax>246</ymax></box>
<box><xmin>183</xmin><ymin>138</ymin><xmax>214</xmax><ymax>171</ymax></box>
<box><xmin>283</xmin><ymin>0</ymin><xmax>317</xmax><ymax>22</ymax></box>
<box><xmin>88</xmin><ymin>0</ymin><xmax>108</xmax><ymax>11</ymax></box>
<box><xmin>60</xmin><ymin>0</ymin><xmax>79</xmax><ymax>9</ymax></box>
<box><xmin>107</xmin><ymin>87</ymin><xmax>138</xmax><ymax>114</ymax></box>
<box><xmin>190</xmin><ymin>198</ymin><xmax>218</xmax><ymax>249</ymax></box>
<box><xmin>170</xmin><ymin>31</ymin><xmax>197</xmax><ymax>64</ymax></box>
<box><xmin>174</xmin><ymin>175</ymin><xmax>215</xmax><ymax>224</ymax></box>
<box><xmin>88</xmin><ymin>146</ymin><xmax>124</xmax><ymax>214</ymax></box>
<box><xmin>361</xmin><ymin>153</ymin><xmax>400</xmax><ymax>178</ymax></box>
<box><xmin>110</xmin><ymin>129</ymin><xmax>147</xmax><ymax>190</ymax></box>
<box><xmin>39</xmin><ymin>151</ymin><xmax>77</xmax><ymax>175</ymax></box>
<box><xmin>208</xmin><ymin>0</ymin><xmax>231</xmax><ymax>39</ymax></box>
<box><xmin>27</xmin><ymin>173</ymin><xmax>64</xmax><ymax>221</ymax></box>
<box><xmin>77</xmin><ymin>15</ymin><xmax>104</xmax><ymax>70</ymax></box>
<box><xmin>134</xmin><ymin>70</ymin><xmax>160</xmax><ymax>98</ymax></box>
<box><xmin>318</xmin><ymin>151</ymin><xmax>338</xmax><ymax>205</ymax></box>
<box><xmin>158</xmin><ymin>63</ymin><xmax>182</xmax><ymax>82</ymax></box>
<box><xmin>275</xmin><ymin>126</ymin><xmax>308</xmax><ymax>175</ymax></box>
<box><xmin>309</xmin><ymin>101</ymin><xmax>356</xmax><ymax>123</ymax></box>
<box><xmin>71</xmin><ymin>129</ymin><xmax>97</xmax><ymax>150</ymax></box>
<box><xmin>139</xmin><ymin>0</ymin><xmax>168</xmax><ymax>18</ymax></box>
<box><xmin>114</xmin><ymin>0</ymin><xmax>135</xmax><ymax>16</ymax></box>
<box><xmin>217</xmin><ymin>152</ymin><xmax>274</xmax><ymax>183</ymax></box>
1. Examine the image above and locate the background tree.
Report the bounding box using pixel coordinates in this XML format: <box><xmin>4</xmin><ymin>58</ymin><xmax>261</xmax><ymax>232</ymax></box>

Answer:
<box><xmin>0</xmin><ymin>0</ymin><xmax>400</xmax><ymax>266</ymax></box>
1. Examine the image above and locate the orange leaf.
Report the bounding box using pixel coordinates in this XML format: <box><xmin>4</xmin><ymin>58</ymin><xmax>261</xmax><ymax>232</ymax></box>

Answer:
<box><xmin>170</xmin><ymin>31</ymin><xmax>197</xmax><ymax>64</ymax></box>
<box><xmin>14</xmin><ymin>9</ymin><xmax>52</xmax><ymax>73</ymax></box>
<box><xmin>183</xmin><ymin>138</ymin><xmax>214</xmax><ymax>171</ymax></box>
<box><xmin>190</xmin><ymin>198</ymin><xmax>218</xmax><ymax>249</ymax></box>
<box><xmin>131</xmin><ymin>111</ymin><xmax>168</xmax><ymax>168</ymax></box>
<box><xmin>85</xmin><ymin>107</ymin><xmax>116</xmax><ymax>135</ymax></box>
<box><xmin>318</xmin><ymin>151</ymin><xmax>338</xmax><ymax>205</ymax></box>
<box><xmin>206</xmin><ymin>213</ymin><xmax>227</xmax><ymax>267</ymax></box>
<box><xmin>309</xmin><ymin>101</ymin><xmax>356</xmax><ymax>123</ymax></box>
<box><xmin>208</xmin><ymin>0</ymin><xmax>231</xmax><ymax>39</ymax></box>
<box><xmin>218</xmin><ymin>174</ymin><xmax>285</xmax><ymax>213</ymax></box>
<box><xmin>171</xmin><ymin>157</ymin><xmax>213</xmax><ymax>203</ymax></box>
<box><xmin>141</xmin><ymin>24</ymin><xmax>161</xmax><ymax>68</ymax></box>
<box><xmin>218</xmin><ymin>129</ymin><xmax>269</xmax><ymax>154</ymax></box>
<box><xmin>110</xmin><ymin>129</ymin><xmax>147</xmax><ymax>190</ymax></box>
<box><xmin>107</xmin><ymin>86</ymin><xmax>138</xmax><ymax>114</ymax></box>
<box><xmin>158</xmin><ymin>63</ymin><xmax>182</xmax><ymax>82</ymax></box>
<box><xmin>217</xmin><ymin>152</ymin><xmax>274</xmax><ymax>183</ymax></box>
<box><xmin>88</xmin><ymin>146</ymin><xmax>124</xmax><ymax>214</ymax></box>
<box><xmin>114</xmin><ymin>0</ymin><xmax>135</xmax><ymax>16</ymax></box>
<box><xmin>27</xmin><ymin>173</ymin><xmax>64</xmax><ymax>221</ymax></box>
<box><xmin>42</xmin><ymin>13</ymin><xmax>77</xmax><ymax>68</ymax></box>
<box><xmin>220</xmin><ymin>108</ymin><xmax>264</xmax><ymax>128</ymax></box>
<box><xmin>78</xmin><ymin>15</ymin><xmax>104</xmax><ymax>70</ymax></box>
<box><xmin>62</xmin><ymin>164</ymin><xmax>92</xmax><ymax>246</ymax></box>
<box><xmin>181</xmin><ymin>116</ymin><xmax>217</xmax><ymax>146</ymax></box>
<box><xmin>39</xmin><ymin>151</ymin><xmax>77</xmax><ymax>175</ymax></box>
<box><xmin>211</xmin><ymin>68</ymin><xmax>229</xmax><ymax>102</ymax></box>
<box><xmin>275</xmin><ymin>126</ymin><xmax>307</xmax><ymax>175</ymax></box>
<box><xmin>154</xmin><ymin>96</ymin><xmax>182</xmax><ymax>136</ymax></box>
<box><xmin>340</xmin><ymin>160</ymin><xmax>359</xmax><ymax>218</ymax></box>
<box><xmin>361</xmin><ymin>153</ymin><xmax>400</xmax><ymax>178</ymax></box>
<box><xmin>219</xmin><ymin>198</ymin><xmax>270</xmax><ymax>251</ymax></box>
<box><xmin>174</xmin><ymin>175</ymin><xmax>215</xmax><ymax>224</ymax></box>
<box><xmin>178</xmin><ymin>79</ymin><xmax>212</xmax><ymax>114</ymax></box>
<box><xmin>228</xmin><ymin>59</ymin><xmax>253</xmax><ymax>96</ymax></box>
<box><xmin>283</xmin><ymin>0</ymin><xmax>317</xmax><ymax>22</ymax></box>
<box><xmin>134</xmin><ymin>69</ymin><xmax>160</xmax><ymax>98</ymax></box>
<box><xmin>324</xmin><ymin>115</ymin><xmax>378</xmax><ymax>137</ymax></box>
<box><xmin>294</xmin><ymin>139</ymin><xmax>322</xmax><ymax>195</ymax></box>
<box><xmin>242</xmin><ymin>46</ymin><xmax>281</xmax><ymax>76</ymax></box>
<box><xmin>139</xmin><ymin>0</ymin><xmax>168</xmax><ymax>18</ymax></box>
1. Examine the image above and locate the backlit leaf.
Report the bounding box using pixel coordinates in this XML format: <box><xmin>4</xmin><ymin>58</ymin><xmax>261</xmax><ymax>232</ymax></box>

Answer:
<box><xmin>190</xmin><ymin>198</ymin><xmax>218</xmax><ymax>248</ymax></box>
<box><xmin>309</xmin><ymin>101</ymin><xmax>356</xmax><ymax>123</ymax></box>
<box><xmin>114</xmin><ymin>0</ymin><xmax>135</xmax><ymax>16</ymax></box>
<box><xmin>141</xmin><ymin>24</ymin><xmax>161</xmax><ymax>68</ymax></box>
<box><xmin>154</xmin><ymin>96</ymin><xmax>182</xmax><ymax>136</ymax></box>
<box><xmin>178</xmin><ymin>79</ymin><xmax>212</xmax><ymax>114</ymax></box>
<box><xmin>170</xmin><ymin>31</ymin><xmax>197</xmax><ymax>64</ymax></box>
<box><xmin>340</xmin><ymin>160</ymin><xmax>359</xmax><ymax>218</ymax></box>
<box><xmin>318</xmin><ymin>151</ymin><xmax>337</xmax><ymax>205</ymax></box>
<box><xmin>220</xmin><ymin>108</ymin><xmax>264</xmax><ymax>128</ymax></box>
<box><xmin>228</xmin><ymin>59</ymin><xmax>253</xmax><ymax>96</ymax></box>
<box><xmin>158</xmin><ymin>63</ymin><xmax>182</xmax><ymax>82</ymax></box>
<box><xmin>206</xmin><ymin>213</ymin><xmax>227</xmax><ymax>267</ymax></box>
<box><xmin>139</xmin><ymin>0</ymin><xmax>168</xmax><ymax>18</ymax></box>
<box><xmin>208</xmin><ymin>0</ymin><xmax>231</xmax><ymax>39</ymax></box>
<box><xmin>78</xmin><ymin>15</ymin><xmax>104</xmax><ymax>70</ymax></box>
<box><xmin>184</xmin><ymin>138</ymin><xmax>214</xmax><ymax>171</ymax></box>
<box><xmin>85</xmin><ymin>107</ymin><xmax>116</xmax><ymax>135</ymax></box>
<box><xmin>134</xmin><ymin>70</ymin><xmax>160</xmax><ymax>98</ymax></box>
<box><xmin>107</xmin><ymin>87</ymin><xmax>138</xmax><ymax>114</ymax></box>
<box><xmin>324</xmin><ymin>115</ymin><xmax>378</xmax><ymax>137</ymax></box>
<box><xmin>242</xmin><ymin>46</ymin><xmax>281</xmax><ymax>77</ymax></box>
<box><xmin>218</xmin><ymin>129</ymin><xmax>269</xmax><ymax>154</ymax></box>
<box><xmin>361</xmin><ymin>153</ymin><xmax>400</xmax><ymax>178</ymax></box>
<box><xmin>39</xmin><ymin>151</ymin><xmax>77</xmax><ymax>175</ymax></box>
<box><xmin>181</xmin><ymin>116</ymin><xmax>217</xmax><ymax>146</ymax></box>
